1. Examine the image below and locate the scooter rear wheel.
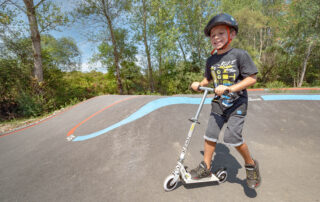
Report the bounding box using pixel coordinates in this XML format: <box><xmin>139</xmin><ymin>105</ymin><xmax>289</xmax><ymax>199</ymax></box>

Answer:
<box><xmin>216</xmin><ymin>169</ymin><xmax>228</xmax><ymax>184</ymax></box>
<box><xmin>163</xmin><ymin>174</ymin><xmax>178</xmax><ymax>191</ymax></box>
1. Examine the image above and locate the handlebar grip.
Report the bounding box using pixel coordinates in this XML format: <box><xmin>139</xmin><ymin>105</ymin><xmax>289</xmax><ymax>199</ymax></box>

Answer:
<box><xmin>223</xmin><ymin>90</ymin><xmax>230</xmax><ymax>95</ymax></box>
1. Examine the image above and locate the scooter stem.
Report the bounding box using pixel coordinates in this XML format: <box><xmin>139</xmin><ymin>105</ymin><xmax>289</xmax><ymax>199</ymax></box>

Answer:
<box><xmin>193</xmin><ymin>90</ymin><xmax>208</xmax><ymax>121</ymax></box>
<box><xmin>193</xmin><ymin>87</ymin><xmax>214</xmax><ymax>121</ymax></box>
<box><xmin>178</xmin><ymin>87</ymin><xmax>214</xmax><ymax>163</ymax></box>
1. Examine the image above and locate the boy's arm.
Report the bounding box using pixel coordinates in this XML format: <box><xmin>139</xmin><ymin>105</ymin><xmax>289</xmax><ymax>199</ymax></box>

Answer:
<box><xmin>215</xmin><ymin>74</ymin><xmax>257</xmax><ymax>96</ymax></box>
<box><xmin>191</xmin><ymin>78</ymin><xmax>210</xmax><ymax>91</ymax></box>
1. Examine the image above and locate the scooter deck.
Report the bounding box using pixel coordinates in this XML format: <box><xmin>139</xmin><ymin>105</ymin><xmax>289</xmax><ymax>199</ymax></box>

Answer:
<box><xmin>180</xmin><ymin>167</ymin><xmax>220</xmax><ymax>184</ymax></box>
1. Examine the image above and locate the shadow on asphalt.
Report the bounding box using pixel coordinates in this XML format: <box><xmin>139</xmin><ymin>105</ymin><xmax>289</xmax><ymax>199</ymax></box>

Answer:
<box><xmin>183</xmin><ymin>144</ymin><xmax>257</xmax><ymax>198</ymax></box>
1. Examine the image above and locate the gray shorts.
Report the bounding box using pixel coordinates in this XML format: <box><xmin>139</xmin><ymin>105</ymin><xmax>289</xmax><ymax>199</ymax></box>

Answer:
<box><xmin>204</xmin><ymin>113</ymin><xmax>245</xmax><ymax>146</ymax></box>
<box><xmin>204</xmin><ymin>97</ymin><xmax>247</xmax><ymax>146</ymax></box>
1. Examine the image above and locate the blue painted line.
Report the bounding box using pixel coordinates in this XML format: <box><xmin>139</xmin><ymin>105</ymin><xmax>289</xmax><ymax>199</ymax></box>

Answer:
<box><xmin>261</xmin><ymin>95</ymin><xmax>320</xmax><ymax>101</ymax></box>
<box><xmin>73</xmin><ymin>97</ymin><xmax>212</xmax><ymax>141</ymax></box>
<box><xmin>73</xmin><ymin>94</ymin><xmax>320</xmax><ymax>141</ymax></box>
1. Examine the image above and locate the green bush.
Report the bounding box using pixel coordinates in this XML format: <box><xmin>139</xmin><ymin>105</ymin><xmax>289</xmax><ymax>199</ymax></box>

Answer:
<box><xmin>16</xmin><ymin>92</ymin><xmax>44</xmax><ymax>117</ymax></box>
<box><xmin>311</xmin><ymin>80</ymin><xmax>320</xmax><ymax>87</ymax></box>
<box><xmin>265</xmin><ymin>81</ymin><xmax>288</xmax><ymax>89</ymax></box>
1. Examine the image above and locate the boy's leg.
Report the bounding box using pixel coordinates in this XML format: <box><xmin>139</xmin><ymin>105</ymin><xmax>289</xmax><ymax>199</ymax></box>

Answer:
<box><xmin>235</xmin><ymin>143</ymin><xmax>254</xmax><ymax>165</ymax></box>
<box><xmin>236</xmin><ymin>143</ymin><xmax>261</xmax><ymax>188</ymax></box>
<box><xmin>224</xmin><ymin>115</ymin><xmax>261</xmax><ymax>189</ymax></box>
<box><xmin>204</xmin><ymin>140</ymin><xmax>217</xmax><ymax>169</ymax></box>
<box><xmin>189</xmin><ymin>140</ymin><xmax>216</xmax><ymax>180</ymax></box>
<box><xmin>203</xmin><ymin>113</ymin><xmax>224</xmax><ymax>169</ymax></box>
<box><xmin>190</xmin><ymin>113</ymin><xmax>224</xmax><ymax>179</ymax></box>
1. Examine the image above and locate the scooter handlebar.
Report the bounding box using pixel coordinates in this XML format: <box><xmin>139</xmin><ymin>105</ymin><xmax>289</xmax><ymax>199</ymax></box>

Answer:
<box><xmin>198</xmin><ymin>86</ymin><xmax>230</xmax><ymax>95</ymax></box>
<box><xmin>198</xmin><ymin>86</ymin><xmax>214</xmax><ymax>92</ymax></box>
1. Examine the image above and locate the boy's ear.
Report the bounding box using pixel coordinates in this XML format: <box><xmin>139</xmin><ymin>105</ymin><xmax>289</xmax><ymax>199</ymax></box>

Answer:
<box><xmin>230</xmin><ymin>29</ymin><xmax>237</xmax><ymax>38</ymax></box>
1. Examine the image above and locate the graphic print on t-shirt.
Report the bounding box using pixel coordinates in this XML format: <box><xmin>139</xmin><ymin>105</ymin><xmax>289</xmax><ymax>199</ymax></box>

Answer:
<box><xmin>210</xmin><ymin>59</ymin><xmax>237</xmax><ymax>86</ymax></box>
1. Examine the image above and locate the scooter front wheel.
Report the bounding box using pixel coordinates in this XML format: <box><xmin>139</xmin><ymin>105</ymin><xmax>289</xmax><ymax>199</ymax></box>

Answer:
<box><xmin>163</xmin><ymin>174</ymin><xmax>178</xmax><ymax>191</ymax></box>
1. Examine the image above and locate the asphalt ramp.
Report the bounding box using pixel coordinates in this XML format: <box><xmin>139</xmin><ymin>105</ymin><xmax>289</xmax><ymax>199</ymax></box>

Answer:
<box><xmin>0</xmin><ymin>92</ymin><xmax>319</xmax><ymax>202</ymax></box>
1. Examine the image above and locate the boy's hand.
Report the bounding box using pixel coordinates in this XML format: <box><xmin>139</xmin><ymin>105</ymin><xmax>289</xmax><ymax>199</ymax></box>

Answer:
<box><xmin>191</xmin><ymin>82</ymin><xmax>200</xmax><ymax>91</ymax></box>
<box><xmin>215</xmin><ymin>85</ymin><xmax>230</xmax><ymax>96</ymax></box>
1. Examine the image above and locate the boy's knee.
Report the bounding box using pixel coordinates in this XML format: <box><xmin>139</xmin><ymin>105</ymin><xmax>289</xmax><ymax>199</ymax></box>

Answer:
<box><xmin>223</xmin><ymin>137</ymin><xmax>243</xmax><ymax>147</ymax></box>
<box><xmin>223</xmin><ymin>130</ymin><xmax>243</xmax><ymax>147</ymax></box>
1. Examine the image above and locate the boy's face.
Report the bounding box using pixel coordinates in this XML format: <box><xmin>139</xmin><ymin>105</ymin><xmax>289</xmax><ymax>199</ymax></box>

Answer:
<box><xmin>210</xmin><ymin>25</ymin><xmax>236</xmax><ymax>50</ymax></box>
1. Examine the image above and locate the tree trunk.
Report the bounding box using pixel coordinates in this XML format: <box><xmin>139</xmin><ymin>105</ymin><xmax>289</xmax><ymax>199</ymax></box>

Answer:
<box><xmin>198</xmin><ymin>6</ymin><xmax>202</xmax><ymax>68</ymax></box>
<box><xmin>158</xmin><ymin>49</ymin><xmax>162</xmax><ymax>94</ymax></box>
<box><xmin>253</xmin><ymin>33</ymin><xmax>256</xmax><ymax>51</ymax></box>
<box><xmin>101</xmin><ymin>0</ymin><xmax>123</xmax><ymax>94</ymax></box>
<box><xmin>142</xmin><ymin>0</ymin><xmax>154</xmax><ymax>92</ymax></box>
<box><xmin>23</xmin><ymin>0</ymin><xmax>43</xmax><ymax>82</ymax></box>
<box><xmin>298</xmin><ymin>15</ymin><xmax>318</xmax><ymax>87</ymax></box>
<box><xmin>298</xmin><ymin>41</ymin><xmax>313</xmax><ymax>87</ymax></box>
<box><xmin>259</xmin><ymin>28</ymin><xmax>263</xmax><ymax>61</ymax></box>
<box><xmin>178</xmin><ymin>39</ymin><xmax>187</xmax><ymax>63</ymax></box>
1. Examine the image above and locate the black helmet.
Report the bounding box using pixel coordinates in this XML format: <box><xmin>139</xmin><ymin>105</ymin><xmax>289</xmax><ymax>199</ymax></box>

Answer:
<box><xmin>204</xmin><ymin>13</ymin><xmax>238</xmax><ymax>37</ymax></box>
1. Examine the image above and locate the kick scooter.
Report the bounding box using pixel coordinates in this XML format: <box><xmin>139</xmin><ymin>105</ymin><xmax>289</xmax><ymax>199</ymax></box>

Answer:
<box><xmin>163</xmin><ymin>86</ymin><xmax>227</xmax><ymax>191</ymax></box>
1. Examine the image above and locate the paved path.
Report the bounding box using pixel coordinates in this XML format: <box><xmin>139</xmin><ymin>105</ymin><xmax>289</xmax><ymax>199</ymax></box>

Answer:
<box><xmin>1</xmin><ymin>92</ymin><xmax>320</xmax><ymax>202</ymax></box>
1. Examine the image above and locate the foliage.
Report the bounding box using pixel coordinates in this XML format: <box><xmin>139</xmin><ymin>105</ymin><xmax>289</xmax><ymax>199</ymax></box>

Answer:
<box><xmin>42</xmin><ymin>35</ymin><xmax>81</xmax><ymax>71</ymax></box>
<box><xmin>1</xmin><ymin>0</ymin><xmax>320</xmax><ymax>121</ymax></box>
<box><xmin>36</xmin><ymin>1</ymin><xmax>70</xmax><ymax>33</ymax></box>
<box><xmin>265</xmin><ymin>81</ymin><xmax>288</xmax><ymax>89</ymax></box>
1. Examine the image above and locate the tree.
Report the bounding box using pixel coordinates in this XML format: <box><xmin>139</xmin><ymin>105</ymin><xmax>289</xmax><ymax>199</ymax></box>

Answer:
<box><xmin>23</xmin><ymin>0</ymin><xmax>44</xmax><ymax>82</ymax></box>
<box><xmin>174</xmin><ymin>0</ymin><xmax>217</xmax><ymax>68</ymax></box>
<box><xmin>74</xmin><ymin>0</ymin><xmax>131</xmax><ymax>94</ymax></box>
<box><xmin>41</xmin><ymin>35</ymin><xmax>81</xmax><ymax>71</ymax></box>
<box><xmin>278</xmin><ymin>0</ymin><xmax>320</xmax><ymax>87</ymax></box>
<box><xmin>149</xmin><ymin>0</ymin><xmax>180</xmax><ymax>93</ymax></box>
<box><xmin>293</xmin><ymin>1</ymin><xmax>319</xmax><ymax>87</ymax></box>
<box><xmin>3</xmin><ymin>0</ymin><xmax>69</xmax><ymax>83</ymax></box>
<box><xmin>141</xmin><ymin>0</ymin><xmax>154</xmax><ymax>92</ymax></box>
<box><xmin>130</xmin><ymin>0</ymin><xmax>156</xmax><ymax>92</ymax></box>
<box><xmin>93</xmin><ymin>28</ymin><xmax>139</xmax><ymax>93</ymax></box>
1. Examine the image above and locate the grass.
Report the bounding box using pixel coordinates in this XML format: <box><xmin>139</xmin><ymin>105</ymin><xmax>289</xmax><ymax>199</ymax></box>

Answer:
<box><xmin>0</xmin><ymin>105</ymin><xmax>71</xmax><ymax>135</ymax></box>
<box><xmin>0</xmin><ymin>116</ymin><xmax>46</xmax><ymax>134</ymax></box>
<box><xmin>0</xmin><ymin>97</ymin><xmax>89</xmax><ymax>135</ymax></box>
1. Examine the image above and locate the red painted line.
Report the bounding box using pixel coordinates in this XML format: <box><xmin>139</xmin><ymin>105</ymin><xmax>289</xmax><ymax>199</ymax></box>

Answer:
<box><xmin>0</xmin><ymin>96</ymin><xmax>97</xmax><ymax>138</ymax></box>
<box><xmin>248</xmin><ymin>88</ymin><xmax>320</xmax><ymax>91</ymax></box>
<box><xmin>0</xmin><ymin>114</ymin><xmax>59</xmax><ymax>138</ymax></box>
<box><xmin>66</xmin><ymin>96</ymin><xmax>138</xmax><ymax>137</ymax></box>
<box><xmin>247</xmin><ymin>88</ymin><xmax>265</xmax><ymax>91</ymax></box>
<box><xmin>272</xmin><ymin>88</ymin><xmax>320</xmax><ymax>91</ymax></box>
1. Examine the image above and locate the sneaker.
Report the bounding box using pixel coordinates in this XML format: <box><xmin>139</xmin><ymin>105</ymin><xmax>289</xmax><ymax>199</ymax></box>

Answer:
<box><xmin>245</xmin><ymin>159</ymin><xmax>261</xmax><ymax>189</ymax></box>
<box><xmin>190</xmin><ymin>161</ymin><xmax>211</xmax><ymax>179</ymax></box>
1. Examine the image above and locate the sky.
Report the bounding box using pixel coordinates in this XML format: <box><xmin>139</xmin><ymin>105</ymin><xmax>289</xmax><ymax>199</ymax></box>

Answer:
<box><xmin>2</xmin><ymin>0</ymin><xmax>102</xmax><ymax>72</ymax></box>
<box><xmin>49</xmin><ymin>26</ymin><xmax>102</xmax><ymax>72</ymax></box>
<box><xmin>49</xmin><ymin>0</ymin><xmax>149</xmax><ymax>73</ymax></box>
<box><xmin>49</xmin><ymin>0</ymin><xmax>104</xmax><ymax>72</ymax></box>
<box><xmin>3</xmin><ymin>0</ymin><xmax>146</xmax><ymax>73</ymax></box>
<box><xmin>50</xmin><ymin>0</ymin><xmax>149</xmax><ymax>73</ymax></box>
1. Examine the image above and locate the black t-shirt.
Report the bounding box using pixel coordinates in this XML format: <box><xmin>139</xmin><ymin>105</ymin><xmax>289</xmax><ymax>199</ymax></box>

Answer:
<box><xmin>205</xmin><ymin>48</ymin><xmax>258</xmax><ymax>98</ymax></box>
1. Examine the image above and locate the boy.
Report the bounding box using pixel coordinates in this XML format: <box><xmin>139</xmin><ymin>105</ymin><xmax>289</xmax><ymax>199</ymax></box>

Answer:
<box><xmin>190</xmin><ymin>13</ymin><xmax>261</xmax><ymax>189</ymax></box>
